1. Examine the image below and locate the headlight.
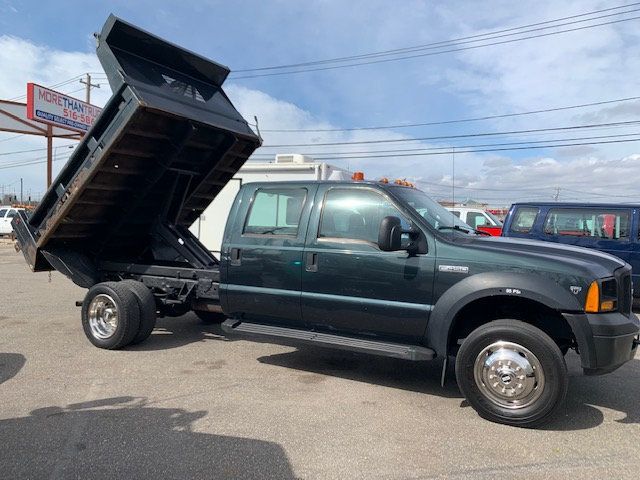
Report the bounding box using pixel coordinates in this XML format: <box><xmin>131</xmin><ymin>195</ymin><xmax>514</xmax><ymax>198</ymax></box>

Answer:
<box><xmin>585</xmin><ymin>279</ymin><xmax>617</xmax><ymax>313</ymax></box>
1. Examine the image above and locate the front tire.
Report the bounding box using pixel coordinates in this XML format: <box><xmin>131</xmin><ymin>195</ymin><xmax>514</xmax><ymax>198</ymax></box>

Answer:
<box><xmin>81</xmin><ymin>282</ymin><xmax>141</xmax><ymax>349</ymax></box>
<box><xmin>455</xmin><ymin>319</ymin><xmax>568</xmax><ymax>427</ymax></box>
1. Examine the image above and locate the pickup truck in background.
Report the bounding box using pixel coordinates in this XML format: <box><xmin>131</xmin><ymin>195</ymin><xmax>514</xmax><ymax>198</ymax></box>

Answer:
<box><xmin>0</xmin><ymin>207</ymin><xmax>24</xmax><ymax>236</ymax></box>
<box><xmin>13</xmin><ymin>15</ymin><xmax>640</xmax><ymax>427</ymax></box>
<box><xmin>446</xmin><ymin>206</ymin><xmax>503</xmax><ymax>236</ymax></box>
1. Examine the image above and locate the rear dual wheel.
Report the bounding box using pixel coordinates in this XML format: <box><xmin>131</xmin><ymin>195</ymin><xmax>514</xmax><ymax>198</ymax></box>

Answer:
<box><xmin>455</xmin><ymin>320</ymin><xmax>568</xmax><ymax>427</ymax></box>
<box><xmin>81</xmin><ymin>280</ymin><xmax>157</xmax><ymax>349</ymax></box>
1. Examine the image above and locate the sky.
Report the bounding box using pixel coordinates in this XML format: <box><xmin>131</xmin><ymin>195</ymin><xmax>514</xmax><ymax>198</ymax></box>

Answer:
<box><xmin>1</xmin><ymin>0</ymin><xmax>640</xmax><ymax>206</ymax></box>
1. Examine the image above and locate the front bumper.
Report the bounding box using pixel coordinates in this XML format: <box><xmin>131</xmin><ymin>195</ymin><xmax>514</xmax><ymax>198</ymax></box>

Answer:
<box><xmin>563</xmin><ymin>311</ymin><xmax>640</xmax><ymax>375</ymax></box>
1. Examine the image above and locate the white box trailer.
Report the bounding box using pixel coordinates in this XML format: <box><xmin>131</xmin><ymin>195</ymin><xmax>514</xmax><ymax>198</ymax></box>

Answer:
<box><xmin>190</xmin><ymin>154</ymin><xmax>351</xmax><ymax>256</ymax></box>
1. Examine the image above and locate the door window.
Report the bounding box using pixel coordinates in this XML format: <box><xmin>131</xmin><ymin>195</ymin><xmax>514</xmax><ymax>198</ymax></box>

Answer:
<box><xmin>543</xmin><ymin>208</ymin><xmax>630</xmax><ymax>240</ymax></box>
<box><xmin>0</xmin><ymin>209</ymin><xmax>7</xmax><ymax>218</ymax></box>
<box><xmin>6</xmin><ymin>209</ymin><xmax>18</xmax><ymax>218</ymax></box>
<box><xmin>466</xmin><ymin>211</ymin><xmax>487</xmax><ymax>228</ymax></box>
<box><xmin>244</xmin><ymin>188</ymin><xmax>307</xmax><ymax>236</ymax></box>
<box><xmin>509</xmin><ymin>207</ymin><xmax>539</xmax><ymax>234</ymax></box>
<box><xmin>319</xmin><ymin>188</ymin><xmax>409</xmax><ymax>244</ymax></box>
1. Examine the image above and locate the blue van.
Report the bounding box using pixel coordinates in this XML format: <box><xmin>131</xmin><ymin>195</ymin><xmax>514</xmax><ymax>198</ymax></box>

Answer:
<box><xmin>503</xmin><ymin>202</ymin><xmax>640</xmax><ymax>306</ymax></box>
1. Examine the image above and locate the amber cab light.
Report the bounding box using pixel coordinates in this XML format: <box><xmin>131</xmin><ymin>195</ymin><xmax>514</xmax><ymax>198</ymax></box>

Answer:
<box><xmin>585</xmin><ymin>281</ymin><xmax>600</xmax><ymax>313</ymax></box>
<box><xmin>352</xmin><ymin>171</ymin><xmax>365</xmax><ymax>181</ymax></box>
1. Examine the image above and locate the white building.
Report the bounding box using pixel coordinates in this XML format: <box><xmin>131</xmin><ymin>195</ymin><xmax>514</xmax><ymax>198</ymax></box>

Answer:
<box><xmin>190</xmin><ymin>154</ymin><xmax>351</xmax><ymax>256</ymax></box>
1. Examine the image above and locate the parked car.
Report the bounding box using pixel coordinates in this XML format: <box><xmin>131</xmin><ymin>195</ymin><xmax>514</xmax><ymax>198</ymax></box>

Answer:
<box><xmin>446</xmin><ymin>207</ymin><xmax>503</xmax><ymax>236</ymax></box>
<box><xmin>0</xmin><ymin>207</ymin><xmax>23</xmax><ymax>236</ymax></box>
<box><xmin>12</xmin><ymin>15</ymin><xmax>640</xmax><ymax>428</ymax></box>
<box><xmin>503</xmin><ymin>202</ymin><xmax>640</xmax><ymax>307</ymax></box>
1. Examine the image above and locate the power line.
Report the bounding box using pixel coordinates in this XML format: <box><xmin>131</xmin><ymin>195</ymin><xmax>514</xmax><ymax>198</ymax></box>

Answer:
<box><xmin>0</xmin><ymin>142</ymin><xmax>78</xmax><ymax>160</ymax></box>
<box><xmin>0</xmin><ymin>154</ymin><xmax>70</xmax><ymax>170</ymax></box>
<box><xmin>7</xmin><ymin>73</ymin><xmax>107</xmax><ymax>102</ymax></box>
<box><xmin>250</xmin><ymin>132</ymin><xmax>640</xmax><ymax>159</ymax></box>
<box><xmin>0</xmin><ymin>134</ymin><xmax>29</xmax><ymax>143</ymax></box>
<box><xmin>8</xmin><ymin>74</ymin><xmax>84</xmax><ymax>101</ymax></box>
<box><xmin>258</xmin><ymin>120</ymin><xmax>640</xmax><ymax>148</ymax></box>
<box><xmin>0</xmin><ymin>147</ymin><xmax>50</xmax><ymax>157</ymax></box>
<box><xmin>257</xmin><ymin>137</ymin><xmax>640</xmax><ymax>162</ymax></box>
<box><xmin>257</xmin><ymin>96</ymin><xmax>640</xmax><ymax>133</ymax></box>
<box><xmin>230</xmin><ymin>13</ymin><xmax>640</xmax><ymax>79</ymax></box>
<box><xmin>234</xmin><ymin>3</ymin><xmax>640</xmax><ymax>73</ymax></box>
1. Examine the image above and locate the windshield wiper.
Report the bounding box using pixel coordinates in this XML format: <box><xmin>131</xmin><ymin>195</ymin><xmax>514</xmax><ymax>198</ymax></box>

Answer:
<box><xmin>438</xmin><ymin>225</ymin><xmax>491</xmax><ymax>236</ymax></box>
<box><xmin>438</xmin><ymin>225</ymin><xmax>472</xmax><ymax>234</ymax></box>
<box><xmin>259</xmin><ymin>227</ymin><xmax>291</xmax><ymax>235</ymax></box>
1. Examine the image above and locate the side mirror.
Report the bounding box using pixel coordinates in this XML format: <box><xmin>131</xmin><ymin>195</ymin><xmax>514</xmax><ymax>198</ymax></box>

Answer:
<box><xmin>378</xmin><ymin>216</ymin><xmax>403</xmax><ymax>251</ymax></box>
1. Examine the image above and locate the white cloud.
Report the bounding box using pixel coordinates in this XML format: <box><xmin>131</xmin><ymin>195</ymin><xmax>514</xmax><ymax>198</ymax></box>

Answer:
<box><xmin>3</xmin><ymin>2</ymin><xmax>640</xmax><ymax>208</ymax></box>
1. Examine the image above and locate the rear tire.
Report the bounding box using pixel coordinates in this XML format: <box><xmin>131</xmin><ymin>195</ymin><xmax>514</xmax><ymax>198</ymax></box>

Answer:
<box><xmin>455</xmin><ymin>319</ymin><xmax>568</xmax><ymax>427</ymax></box>
<box><xmin>121</xmin><ymin>280</ymin><xmax>157</xmax><ymax>344</ymax></box>
<box><xmin>195</xmin><ymin>310</ymin><xmax>226</xmax><ymax>324</ymax></box>
<box><xmin>81</xmin><ymin>282</ymin><xmax>141</xmax><ymax>349</ymax></box>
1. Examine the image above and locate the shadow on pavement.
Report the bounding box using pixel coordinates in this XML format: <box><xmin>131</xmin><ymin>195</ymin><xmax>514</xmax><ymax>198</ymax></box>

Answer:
<box><xmin>0</xmin><ymin>353</ymin><xmax>26</xmax><ymax>385</ymax></box>
<box><xmin>129</xmin><ymin>314</ymin><xmax>228</xmax><ymax>351</ymax></box>
<box><xmin>542</xmin><ymin>354</ymin><xmax>640</xmax><ymax>431</ymax></box>
<box><xmin>259</xmin><ymin>347</ymin><xmax>640</xmax><ymax>429</ymax></box>
<box><xmin>0</xmin><ymin>396</ymin><xmax>296</xmax><ymax>479</ymax></box>
<box><xmin>129</xmin><ymin>317</ymin><xmax>640</xmax><ymax>431</ymax></box>
<box><xmin>258</xmin><ymin>346</ymin><xmax>462</xmax><ymax>398</ymax></box>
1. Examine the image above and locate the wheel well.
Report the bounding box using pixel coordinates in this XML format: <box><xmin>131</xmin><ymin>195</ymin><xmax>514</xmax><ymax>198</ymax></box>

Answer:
<box><xmin>448</xmin><ymin>296</ymin><xmax>574</xmax><ymax>353</ymax></box>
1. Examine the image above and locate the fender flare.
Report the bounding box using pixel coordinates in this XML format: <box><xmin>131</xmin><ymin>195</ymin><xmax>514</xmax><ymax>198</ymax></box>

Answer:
<box><xmin>425</xmin><ymin>272</ymin><xmax>583</xmax><ymax>356</ymax></box>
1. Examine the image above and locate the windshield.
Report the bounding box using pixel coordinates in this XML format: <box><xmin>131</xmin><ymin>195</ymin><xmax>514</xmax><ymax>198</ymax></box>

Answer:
<box><xmin>485</xmin><ymin>210</ymin><xmax>503</xmax><ymax>226</ymax></box>
<box><xmin>390</xmin><ymin>187</ymin><xmax>473</xmax><ymax>231</ymax></box>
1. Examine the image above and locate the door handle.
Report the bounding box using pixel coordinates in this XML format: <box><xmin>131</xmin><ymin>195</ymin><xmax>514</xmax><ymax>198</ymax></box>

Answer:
<box><xmin>230</xmin><ymin>247</ymin><xmax>241</xmax><ymax>266</ymax></box>
<box><xmin>305</xmin><ymin>252</ymin><xmax>318</xmax><ymax>272</ymax></box>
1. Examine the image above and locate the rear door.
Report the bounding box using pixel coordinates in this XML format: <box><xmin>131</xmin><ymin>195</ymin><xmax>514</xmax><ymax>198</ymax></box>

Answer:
<box><xmin>223</xmin><ymin>185</ymin><xmax>316</xmax><ymax>327</ymax></box>
<box><xmin>540</xmin><ymin>206</ymin><xmax>634</xmax><ymax>259</ymax></box>
<box><xmin>541</xmin><ymin>206</ymin><xmax>637</xmax><ymax>286</ymax></box>
<box><xmin>301</xmin><ymin>185</ymin><xmax>435</xmax><ymax>342</ymax></box>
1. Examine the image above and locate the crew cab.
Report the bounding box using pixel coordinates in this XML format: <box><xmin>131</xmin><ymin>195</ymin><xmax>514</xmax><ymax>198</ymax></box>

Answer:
<box><xmin>12</xmin><ymin>15</ymin><xmax>640</xmax><ymax>428</ymax></box>
<box><xmin>446</xmin><ymin>206</ymin><xmax>503</xmax><ymax>236</ymax></box>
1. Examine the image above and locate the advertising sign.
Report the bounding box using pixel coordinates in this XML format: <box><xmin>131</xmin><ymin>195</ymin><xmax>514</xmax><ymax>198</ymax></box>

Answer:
<box><xmin>26</xmin><ymin>83</ymin><xmax>102</xmax><ymax>133</ymax></box>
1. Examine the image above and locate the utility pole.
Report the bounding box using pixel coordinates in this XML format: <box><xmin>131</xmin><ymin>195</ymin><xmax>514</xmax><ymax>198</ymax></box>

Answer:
<box><xmin>79</xmin><ymin>73</ymin><xmax>100</xmax><ymax>104</ymax></box>
<box><xmin>553</xmin><ymin>186</ymin><xmax>561</xmax><ymax>202</ymax></box>
<box><xmin>20</xmin><ymin>178</ymin><xmax>23</xmax><ymax>204</ymax></box>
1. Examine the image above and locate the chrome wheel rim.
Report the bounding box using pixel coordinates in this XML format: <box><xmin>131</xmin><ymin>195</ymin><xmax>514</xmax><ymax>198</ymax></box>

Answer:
<box><xmin>88</xmin><ymin>294</ymin><xmax>119</xmax><ymax>340</ymax></box>
<box><xmin>473</xmin><ymin>341</ymin><xmax>545</xmax><ymax>409</ymax></box>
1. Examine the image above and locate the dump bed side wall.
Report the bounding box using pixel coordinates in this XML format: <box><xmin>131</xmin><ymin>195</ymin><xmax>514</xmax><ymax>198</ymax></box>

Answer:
<box><xmin>18</xmin><ymin>15</ymin><xmax>261</xmax><ymax>277</ymax></box>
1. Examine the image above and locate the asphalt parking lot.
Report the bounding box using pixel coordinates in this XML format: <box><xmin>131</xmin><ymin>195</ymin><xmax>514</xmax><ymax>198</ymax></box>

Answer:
<box><xmin>1</xmin><ymin>243</ymin><xmax>640</xmax><ymax>479</ymax></box>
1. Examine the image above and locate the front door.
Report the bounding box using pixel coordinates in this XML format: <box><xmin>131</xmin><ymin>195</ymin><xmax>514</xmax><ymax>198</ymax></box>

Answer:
<box><xmin>224</xmin><ymin>185</ymin><xmax>315</xmax><ymax>327</ymax></box>
<box><xmin>301</xmin><ymin>186</ymin><xmax>435</xmax><ymax>343</ymax></box>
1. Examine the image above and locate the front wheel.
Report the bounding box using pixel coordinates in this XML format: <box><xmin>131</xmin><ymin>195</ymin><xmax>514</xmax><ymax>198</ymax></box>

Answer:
<box><xmin>455</xmin><ymin>319</ymin><xmax>568</xmax><ymax>427</ymax></box>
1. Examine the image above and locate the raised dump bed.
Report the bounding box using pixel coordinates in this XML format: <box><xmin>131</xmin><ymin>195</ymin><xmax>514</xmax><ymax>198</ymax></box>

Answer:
<box><xmin>14</xmin><ymin>15</ymin><xmax>260</xmax><ymax>286</ymax></box>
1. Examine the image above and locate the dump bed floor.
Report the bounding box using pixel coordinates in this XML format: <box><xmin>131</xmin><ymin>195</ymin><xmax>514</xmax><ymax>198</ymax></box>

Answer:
<box><xmin>33</xmin><ymin>102</ymin><xmax>255</xmax><ymax>260</ymax></box>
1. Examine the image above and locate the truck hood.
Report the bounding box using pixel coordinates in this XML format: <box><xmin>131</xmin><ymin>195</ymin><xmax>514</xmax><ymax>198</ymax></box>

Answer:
<box><xmin>460</xmin><ymin>235</ymin><xmax>626</xmax><ymax>278</ymax></box>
